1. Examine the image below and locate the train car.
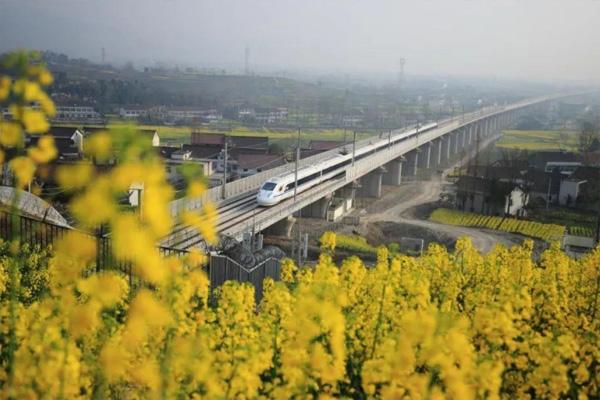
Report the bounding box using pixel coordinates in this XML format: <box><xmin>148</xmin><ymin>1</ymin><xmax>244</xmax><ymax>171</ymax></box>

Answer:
<box><xmin>256</xmin><ymin>122</ymin><xmax>438</xmax><ymax>206</ymax></box>
<box><xmin>256</xmin><ymin>153</ymin><xmax>351</xmax><ymax>206</ymax></box>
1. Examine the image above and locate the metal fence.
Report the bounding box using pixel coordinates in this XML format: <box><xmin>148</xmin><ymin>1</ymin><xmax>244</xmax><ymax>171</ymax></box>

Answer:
<box><xmin>209</xmin><ymin>254</ymin><xmax>281</xmax><ymax>303</ymax></box>
<box><xmin>0</xmin><ymin>210</ymin><xmax>281</xmax><ymax>301</ymax></box>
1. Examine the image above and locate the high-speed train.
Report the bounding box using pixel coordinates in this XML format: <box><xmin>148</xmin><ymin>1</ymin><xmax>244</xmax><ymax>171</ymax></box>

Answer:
<box><xmin>256</xmin><ymin>122</ymin><xmax>438</xmax><ymax>206</ymax></box>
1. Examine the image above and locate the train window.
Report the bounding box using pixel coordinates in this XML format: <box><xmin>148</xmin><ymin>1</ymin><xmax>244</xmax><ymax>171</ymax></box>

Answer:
<box><xmin>261</xmin><ymin>182</ymin><xmax>277</xmax><ymax>191</ymax></box>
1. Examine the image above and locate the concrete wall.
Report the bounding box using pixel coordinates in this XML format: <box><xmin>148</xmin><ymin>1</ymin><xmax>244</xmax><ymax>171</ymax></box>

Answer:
<box><xmin>559</xmin><ymin>180</ymin><xmax>584</xmax><ymax>206</ymax></box>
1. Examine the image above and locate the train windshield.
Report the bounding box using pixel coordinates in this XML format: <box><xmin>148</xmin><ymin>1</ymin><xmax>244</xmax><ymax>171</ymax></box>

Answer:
<box><xmin>261</xmin><ymin>182</ymin><xmax>277</xmax><ymax>191</ymax></box>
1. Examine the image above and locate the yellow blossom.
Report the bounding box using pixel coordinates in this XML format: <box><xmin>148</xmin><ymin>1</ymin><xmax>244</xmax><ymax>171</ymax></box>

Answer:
<box><xmin>0</xmin><ymin>122</ymin><xmax>23</xmax><ymax>147</ymax></box>
<box><xmin>9</xmin><ymin>156</ymin><xmax>35</xmax><ymax>188</ymax></box>
<box><xmin>56</xmin><ymin>163</ymin><xmax>94</xmax><ymax>190</ymax></box>
<box><xmin>27</xmin><ymin>135</ymin><xmax>56</xmax><ymax>163</ymax></box>
<box><xmin>22</xmin><ymin>108</ymin><xmax>49</xmax><ymax>133</ymax></box>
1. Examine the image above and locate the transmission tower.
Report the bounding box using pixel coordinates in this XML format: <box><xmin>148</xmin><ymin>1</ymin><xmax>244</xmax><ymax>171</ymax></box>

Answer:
<box><xmin>101</xmin><ymin>47</ymin><xmax>106</xmax><ymax>64</ymax></box>
<box><xmin>398</xmin><ymin>57</ymin><xmax>406</xmax><ymax>88</ymax></box>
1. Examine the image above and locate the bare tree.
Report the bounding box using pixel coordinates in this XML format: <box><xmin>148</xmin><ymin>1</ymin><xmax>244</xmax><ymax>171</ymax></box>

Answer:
<box><xmin>579</xmin><ymin>119</ymin><xmax>600</xmax><ymax>160</ymax></box>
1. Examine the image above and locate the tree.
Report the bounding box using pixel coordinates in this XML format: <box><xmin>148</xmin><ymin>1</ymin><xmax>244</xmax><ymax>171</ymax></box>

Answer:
<box><xmin>578</xmin><ymin>119</ymin><xmax>600</xmax><ymax>156</ymax></box>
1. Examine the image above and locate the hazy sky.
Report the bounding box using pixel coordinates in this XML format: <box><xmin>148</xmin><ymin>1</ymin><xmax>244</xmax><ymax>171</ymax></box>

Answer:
<box><xmin>1</xmin><ymin>0</ymin><xmax>599</xmax><ymax>83</ymax></box>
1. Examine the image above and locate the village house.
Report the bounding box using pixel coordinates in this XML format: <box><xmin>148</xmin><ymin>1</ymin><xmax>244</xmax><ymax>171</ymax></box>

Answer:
<box><xmin>455</xmin><ymin>175</ymin><xmax>529</xmax><ymax>216</ymax></box>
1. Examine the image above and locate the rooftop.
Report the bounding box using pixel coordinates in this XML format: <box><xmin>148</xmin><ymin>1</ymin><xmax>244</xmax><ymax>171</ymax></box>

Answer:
<box><xmin>309</xmin><ymin>140</ymin><xmax>343</xmax><ymax>151</ymax></box>
<box><xmin>237</xmin><ymin>153</ymin><xmax>285</xmax><ymax>171</ymax></box>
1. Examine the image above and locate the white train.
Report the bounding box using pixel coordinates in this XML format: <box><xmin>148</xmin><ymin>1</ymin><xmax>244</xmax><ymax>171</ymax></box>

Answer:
<box><xmin>256</xmin><ymin>122</ymin><xmax>438</xmax><ymax>206</ymax></box>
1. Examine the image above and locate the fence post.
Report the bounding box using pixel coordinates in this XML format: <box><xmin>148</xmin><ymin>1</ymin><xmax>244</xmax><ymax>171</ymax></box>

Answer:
<box><xmin>95</xmin><ymin>225</ymin><xmax>103</xmax><ymax>273</ymax></box>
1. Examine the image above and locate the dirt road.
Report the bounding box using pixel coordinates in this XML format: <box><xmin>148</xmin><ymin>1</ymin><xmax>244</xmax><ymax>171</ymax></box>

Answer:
<box><xmin>360</xmin><ymin>178</ymin><xmax>515</xmax><ymax>253</ymax></box>
<box><xmin>360</xmin><ymin>134</ymin><xmax>518</xmax><ymax>253</ymax></box>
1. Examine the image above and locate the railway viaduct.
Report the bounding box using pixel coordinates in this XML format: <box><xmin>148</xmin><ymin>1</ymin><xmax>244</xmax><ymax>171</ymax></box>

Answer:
<box><xmin>161</xmin><ymin>92</ymin><xmax>589</xmax><ymax>251</ymax></box>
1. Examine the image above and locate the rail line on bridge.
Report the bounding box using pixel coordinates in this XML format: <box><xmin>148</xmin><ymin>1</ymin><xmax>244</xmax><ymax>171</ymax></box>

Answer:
<box><xmin>160</xmin><ymin>91</ymin><xmax>589</xmax><ymax>250</ymax></box>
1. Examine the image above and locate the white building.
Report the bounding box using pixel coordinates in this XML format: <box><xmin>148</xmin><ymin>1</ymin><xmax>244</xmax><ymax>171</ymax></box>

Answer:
<box><xmin>254</xmin><ymin>108</ymin><xmax>288</xmax><ymax>124</ymax></box>
<box><xmin>342</xmin><ymin>115</ymin><xmax>363</xmax><ymax>127</ymax></box>
<box><xmin>165</xmin><ymin>108</ymin><xmax>222</xmax><ymax>122</ymax></box>
<box><xmin>119</xmin><ymin>108</ymin><xmax>148</xmax><ymax>119</ymax></box>
<box><xmin>54</xmin><ymin>106</ymin><xmax>102</xmax><ymax>121</ymax></box>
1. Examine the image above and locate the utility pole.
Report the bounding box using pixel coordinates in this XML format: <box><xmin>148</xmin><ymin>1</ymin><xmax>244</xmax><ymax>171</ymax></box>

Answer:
<box><xmin>545</xmin><ymin>174</ymin><xmax>552</xmax><ymax>210</ymax></box>
<box><xmin>294</xmin><ymin>128</ymin><xmax>300</xmax><ymax>204</ymax></box>
<box><xmin>294</xmin><ymin>127</ymin><xmax>301</xmax><ymax>266</ymax></box>
<box><xmin>222</xmin><ymin>139</ymin><xmax>228</xmax><ymax>199</ymax></box>
<box><xmin>596</xmin><ymin>167</ymin><xmax>600</xmax><ymax>244</ymax></box>
<box><xmin>343</xmin><ymin>127</ymin><xmax>347</xmax><ymax>152</ymax></box>
<box><xmin>352</xmin><ymin>130</ymin><xmax>357</xmax><ymax>166</ymax></box>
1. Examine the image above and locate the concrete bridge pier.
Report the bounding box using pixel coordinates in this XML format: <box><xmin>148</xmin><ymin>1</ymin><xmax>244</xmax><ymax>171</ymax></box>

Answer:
<box><xmin>465</xmin><ymin>125</ymin><xmax>473</xmax><ymax>146</ymax></box>
<box><xmin>301</xmin><ymin>194</ymin><xmax>332</xmax><ymax>219</ymax></box>
<box><xmin>417</xmin><ymin>143</ymin><xmax>433</xmax><ymax>179</ymax></box>
<box><xmin>338</xmin><ymin>182</ymin><xmax>358</xmax><ymax>205</ymax></box>
<box><xmin>418</xmin><ymin>143</ymin><xmax>432</xmax><ymax>169</ymax></box>
<box><xmin>469</xmin><ymin>123</ymin><xmax>476</xmax><ymax>144</ymax></box>
<box><xmin>264</xmin><ymin>216</ymin><xmax>295</xmax><ymax>237</ymax></box>
<box><xmin>330</xmin><ymin>182</ymin><xmax>358</xmax><ymax>217</ymax></box>
<box><xmin>443</xmin><ymin>134</ymin><xmax>452</xmax><ymax>162</ymax></box>
<box><xmin>382</xmin><ymin>157</ymin><xmax>404</xmax><ymax>186</ymax></box>
<box><xmin>491</xmin><ymin>116</ymin><xmax>498</xmax><ymax>135</ymax></box>
<box><xmin>460</xmin><ymin>127</ymin><xmax>467</xmax><ymax>148</ymax></box>
<box><xmin>452</xmin><ymin>130</ymin><xmax>460</xmax><ymax>156</ymax></box>
<box><xmin>358</xmin><ymin>167</ymin><xmax>386</xmax><ymax>198</ymax></box>
<box><xmin>432</xmin><ymin>138</ymin><xmax>443</xmax><ymax>168</ymax></box>
<box><xmin>404</xmin><ymin>149</ymin><xmax>420</xmax><ymax>180</ymax></box>
<box><xmin>439</xmin><ymin>136</ymin><xmax>451</xmax><ymax>167</ymax></box>
<box><xmin>485</xmin><ymin>118</ymin><xmax>492</xmax><ymax>136</ymax></box>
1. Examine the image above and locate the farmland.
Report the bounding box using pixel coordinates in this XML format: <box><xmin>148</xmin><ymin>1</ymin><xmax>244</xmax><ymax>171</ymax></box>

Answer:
<box><xmin>495</xmin><ymin>129</ymin><xmax>580</xmax><ymax>152</ymax></box>
<box><xmin>429</xmin><ymin>208</ymin><xmax>566</xmax><ymax>242</ymax></box>
<box><xmin>147</xmin><ymin>125</ymin><xmax>375</xmax><ymax>145</ymax></box>
<box><xmin>56</xmin><ymin>122</ymin><xmax>374</xmax><ymax>146</ymax></box>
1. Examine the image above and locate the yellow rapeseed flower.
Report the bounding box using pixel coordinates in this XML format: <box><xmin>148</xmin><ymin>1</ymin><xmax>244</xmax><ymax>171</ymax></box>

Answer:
<box><xmin>100</xmin><ymin>339</ymin><xmax>130</xmax><ymax>382</ymax></box>
<box><xmin>56</xmin><ymin>163</ymin><xmax>94</xmax><ymax>190</ymax></box>
<box><xmin>182</xmin><ymin>201</ymin><xmax>218</xmax><ymax>245</ymax></box>
<box><xmin>0</xmin><ymin>121</ymin><xmax>23</xmax><ymax>147</ymax></box>
<box><xmin>83</xmin><ymin>131</ymin><xmax>112</xmax><ymax>159</ymax></box>
<box><xmin>38</xmin><ymin>69</ymin><xmax>54</xmax><ymax>86</ymax></box>
<box><xmin>22</xmin><ymin>108</ymin><xmax>49</xmax><ymax>133</ymax></box>
<box><xmin>0</xmin><ymin>76</ymin><xmax>10</xmax><ymax>100</ymax></box>
<box><xmin>77</xmin><ymin>273</ymin><xmax>127</xmax><ymax>307</ymax></box>
<box><xmin>69</xmin><ymin>301</ymin><xmax>101</xmax><ymax>338</ymax></box>
<box><xmin>129</xmin><ymin>289</ymin><xmax>172</xmax><ymax>328</ymax></box>
<box><xmin>27</xmin><ymin>135</ymin><xmax>57</xmax><ymax>163</ymax></box>
<box><xmin>9</xmin><ymin>156</ymin><xmax>35</xmax><ymax>188</ymax></box>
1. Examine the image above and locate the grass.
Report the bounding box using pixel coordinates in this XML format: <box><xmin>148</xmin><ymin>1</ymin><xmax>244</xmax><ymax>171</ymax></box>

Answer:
<box><xmin>496</xmin><ymin>130</ymin><xmax>580</xmax><ymax>152</ymax></box>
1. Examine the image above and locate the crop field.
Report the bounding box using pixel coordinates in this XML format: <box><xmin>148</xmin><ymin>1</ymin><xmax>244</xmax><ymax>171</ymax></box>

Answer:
<box><xmin>65</xmin><ymin>122</ymin><xmax>374</xmax><ymax>145</ymax></box>
<box><xmin>328</xmin><ymin>234</ymin><xmax>377</xmax><ymax>255</ymax></box>
<box><xmin>567</xmin><ymin>225</ymin><xmax>595</xmax><ymax>237</ymax></box>
<box><xmin>527</xmin><ymin>208</ymin><xmax>596</xmax><ymax>238</ymax></box>
<box><xmin>429</xmin><ymin>208</ymin><xmax>566</xmax><ymax>242</ymax></box>
<box><xmin>495</xmin><ymin>129</ymin><xmax>580</xmax><ymax>152</ymax></box>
